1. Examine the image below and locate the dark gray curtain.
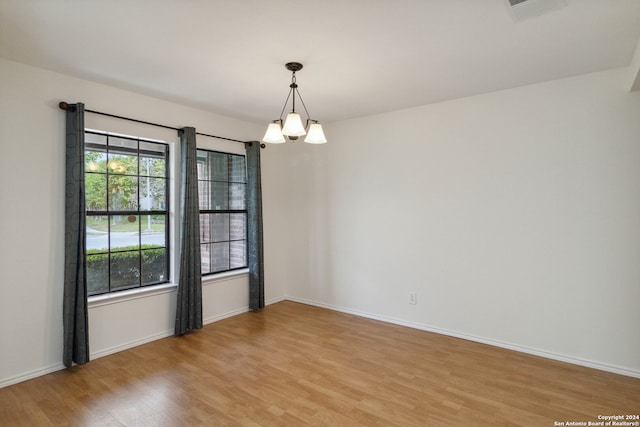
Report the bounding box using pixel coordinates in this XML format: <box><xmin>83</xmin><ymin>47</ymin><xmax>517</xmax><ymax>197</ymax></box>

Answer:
<box><xmin>63</xmin><ymin>103</ymin><xmax>90</xmax><ymax>367</ymax></box>
<box><xmin>175</xmin><ymin>127</ymin><xmax>203</xmax><ymax>335</ymax></box>
<box><xmin>246</xmin><ymin>141</ymin><xmax>265</xmax><ymax>311</ymax></box>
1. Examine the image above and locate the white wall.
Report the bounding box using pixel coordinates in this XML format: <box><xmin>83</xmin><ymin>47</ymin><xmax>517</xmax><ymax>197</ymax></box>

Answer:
<box><xmin>284</xmin><ymin>67</ymin><xmax>640</xmax><ymax>377</ymax></box>
<box><xmin>2</xmin><ymin>55</ymin><xmax>638</xmax><ymax>387</ymax></box>
<box><xmin>0</xmin><ymin>58</ymin><xmax>288</xmax><ymax>387</ymax></box>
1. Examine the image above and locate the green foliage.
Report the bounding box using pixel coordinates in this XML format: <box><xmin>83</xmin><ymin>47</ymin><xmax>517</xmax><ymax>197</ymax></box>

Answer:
<box><xmin>85</xmin><ymin>174</ymin><xmax>106</xmax><ymax>210</ymax></box>
<box><xmin>87</xmin><ymin>245</ymin><xmax>167</xmax><ymax>295</ymax></box>
<box><xmin>84</xmin><ymin>148</ymin><xmax>167</xmax><ymax>212</ymax></box>
<box><xmin>110</xmin><ymin>175</ymin><xmax>137</xmax><ymax>210</ymax></box>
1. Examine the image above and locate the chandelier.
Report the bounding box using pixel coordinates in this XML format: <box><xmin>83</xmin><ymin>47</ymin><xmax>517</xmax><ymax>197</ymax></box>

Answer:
<box><xmin>262</xmin><ymin>62</ymin><xmax>327</xmax><ymax>144</ymax></box>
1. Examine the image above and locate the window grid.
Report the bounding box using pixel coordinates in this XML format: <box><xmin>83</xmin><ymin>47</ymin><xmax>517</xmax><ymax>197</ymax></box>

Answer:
<box><xmin>197</xmin><ymin>149</ymin><xmax>247</xmax><ymax>275</ymax></box>
<box><xmin>85</xmin><ymin>131</ymin><xmax>170</xmax><ymax>296</ymax></box>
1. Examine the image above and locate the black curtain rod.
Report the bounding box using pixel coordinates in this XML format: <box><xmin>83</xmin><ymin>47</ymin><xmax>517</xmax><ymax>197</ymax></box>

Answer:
<box><xmin>58</xmin><ymin>101</ymin><xmax>264</xmax><ymax>147</ymax></box>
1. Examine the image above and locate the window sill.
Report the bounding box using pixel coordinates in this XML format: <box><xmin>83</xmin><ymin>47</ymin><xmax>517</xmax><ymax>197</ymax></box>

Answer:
<box><xmin>202</xmin><ymin>268</ymin><xmax>249</xmax><ymax>287</ymax></box>
<box><xmin>88</xmin><ymin>283</ymin><xmax>177</xmax><ymax>308</ymax></box>
<box><xmin>87</xmin><ymin>269</ymin><xmax>249</xmax><ymax>308</ymax></box>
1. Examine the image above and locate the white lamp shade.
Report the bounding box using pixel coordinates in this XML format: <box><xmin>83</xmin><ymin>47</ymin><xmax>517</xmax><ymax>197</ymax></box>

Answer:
<box><xmin>282</xmin><ymin>113</ymin><xmax>306</xmax><ymax>136</ymax></box>
<box><xmin>262</xmin><ymin>122</ymin><xmax>286</xmax><ymax>143</ymax></box>
<box><xmin>304</xmin><ymin>123</ymin><xmax>327</xmax><ymax>144</ymax></box>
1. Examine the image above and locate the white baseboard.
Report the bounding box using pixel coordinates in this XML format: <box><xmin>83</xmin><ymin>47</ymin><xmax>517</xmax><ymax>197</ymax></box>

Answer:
<box><xmin>0</xmin><ymin>363</ymin><xmax>66</xmax><ymax>389</ymax></box>
<box><xmin>1</xmin><ymin>297</ymin><xmax>287</xmax><ymax>389</ymax></box>
<box><xmin>90</xmin><ymin>329</ymin><xmax>175</xmax><ymax>360</ymax></box>
<box><xmin>8</xmin><ymin>294</ymin><xmax>631</xmax><ymax>389</ymax></box>
<box><xmin>204</xmin><ymin>307</ymin><xmax>249</xmax><ymax>325</ymax></box>
<box><xmin>266</xmin><ymin>295</ymin><xmax>287</xmax><ymax>305</ymax></box>
<box><xmin>285</xmin><ymin>296</ymin><xmax>640</xmax><ymax>379</ymax></box>
<box><xmin>94</xmin><ymin>298</ymin><xmax>287</xmax><ymax>360</ymax></box>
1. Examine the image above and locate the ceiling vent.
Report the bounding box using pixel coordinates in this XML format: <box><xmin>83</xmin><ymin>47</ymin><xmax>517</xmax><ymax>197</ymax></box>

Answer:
<box><xmin>506</xmin><ymin>0</ymin><xmax>568</xmax><ymax>22</ymax></box>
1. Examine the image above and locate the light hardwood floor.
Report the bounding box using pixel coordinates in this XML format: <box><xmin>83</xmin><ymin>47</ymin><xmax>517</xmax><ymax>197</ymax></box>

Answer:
<box><xmin>1</xmin><ymin>301</ymin><xmax>638</xmax><ymax>426</ymax></box>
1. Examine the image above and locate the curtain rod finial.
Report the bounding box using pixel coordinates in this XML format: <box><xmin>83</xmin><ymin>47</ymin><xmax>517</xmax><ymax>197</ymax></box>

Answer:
<box><xmin>59</xmin><ymin>101</ymin><xmax>77</xmax><ymax>112</ymax></box>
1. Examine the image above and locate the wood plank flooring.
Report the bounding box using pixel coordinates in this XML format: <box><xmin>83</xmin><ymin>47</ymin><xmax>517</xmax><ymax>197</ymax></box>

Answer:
<box><xmin>1</xmin><ymin>301</ymin><xmax>638</xmax><ymax>426</ymax></box>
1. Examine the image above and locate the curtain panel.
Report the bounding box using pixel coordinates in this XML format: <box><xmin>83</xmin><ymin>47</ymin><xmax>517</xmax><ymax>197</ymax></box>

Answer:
<box><xmin>246</xmin><ymin>141</ymin><xmax>265</xmax><ymax>311</ymax></box>
<box><xmin>175</xmin><ymin>127</ymin><xmax>203</xmax><ymax>335</ymax></box>
<box><xmin>63</xmin><ymin>102</ymin><xmax>90</xmax><ymax>367</ymax></box>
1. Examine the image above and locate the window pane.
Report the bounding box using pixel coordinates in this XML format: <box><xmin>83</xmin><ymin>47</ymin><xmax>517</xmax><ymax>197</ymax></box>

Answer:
<box><xmin>201</xmin><ymin>243</ymin><xmax>211</xmax><ymax>275</ymax></box>
<box><xmin>199</xmin><ymin>213</ymin><xmax>230</xmax><ymax>243</ymax></box>
<box><xmin>85</xmin><ymin>173</ymin><xmax>107</xmax><ymax>210</ymax></box>
<box><xmin>211</xmin><ymin>213</ymin><xmax>229</xmax><ymax>242</ymax></box>
<box><xmin>140</xmin><ymin>142</ymin><xmax>167</xmax><ymax>178</ymax></box>
<box><xmin>197</xmin><ymin>150</ymin><xmax>208</xmax><ymax>179</ymax></box>
<box><xmin>200</xmin><ymin>214</ymin><xmax>211</xmax><ymax>243</ymax></box>
<box><xmin>141</xmin><ymin>248</ymin><xmax>167</xmax><ymax>285</ymax></box>
<box><xmin>230</xmin><ymin>240</ymin><xmax>246</xmax><ymax>269</ymax></box>
<box><xmin>110</xmin><ymin>251</ymin><xmax>140</xmax><ymax>291</ymax></box>
<box><xmin>229</xmin><ymin>214</ymin><xmax>246</xmax><ymax>241</ymax></box>
<box><xmin>86</xmin><ymin>217</ymin><xmax>108</xmax><ymax>251</ymax></box>
<box><xmin>86</xmin><ymin>132</ymin><xmax>107</xmax><ymax>145</ymax></box>
<box><xmin>108</xmin><ymin>137</ymin><xmax>138</xmax><ymax>175</ymax></box>
<box><xmin>87</xmin><ymin>253</ymin><xmax>109</xmax><ymax>295</ymax></box>
<box><xmin>108</xmin><ymin>155</ymin><xmax>136</xmax><ymax>173</ymax></box>
<box><xmin>140</xmin><ymin>156</ymin><xmax>166</xmax><ymax>178</ymax></box>
<box><xmin>208</xmin><ymin>242</ymin><xmax>229</xmax><ymax>273</ymax></box>
<box><xmin>140</xmin><ymin>215</ymin><xmax>165</xmax><ymax>248</ymax></box>
<box><xmin>85</xmin><ymin>150</ymin><xmax>107</xmax><ymax>173</ymax></box>
<box><xmin>229</xmin><ymin>183</ymin><xmax>245</xmax><ymax>210</ymax></box>
<box><xmin>109</xmin><ymin>175</ymin><xmax>138</xmax><ymax>210</ymax></box>
<box><xmin>209</xmin><ymin>152</ymin><xmax>228</xmax><ymax>181</ymax></box>
<box><xmin>229</xmin><ymin>155</ymin><xmax>246</xmax><ymax>183</ymax></box>
<box><xmin>140</xmin><ymin>177</ymin><xmax>166</xmax><ymax>210</ymax></box>
<box><xmin>210</xmin><ymin>182</ymin><xmax>228</xmax><ymax>210</ymax></box>
<box><xmin>198</xmin><ymin>180</ymin><xmax>210</xmax><ymax>210</ymax></box>
<box><xmin>110</xmin><ymin>215</ymin><xmax>140</xmax><ymax>251</ymax></box>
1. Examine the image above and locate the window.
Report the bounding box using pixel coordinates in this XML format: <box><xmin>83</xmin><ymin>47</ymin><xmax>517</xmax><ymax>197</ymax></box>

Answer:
<box><xmin>197</xmin><ymin>150</ymin><xmax>247</xmax><ymax>275</ymax></box>
<box><xmin>84</xmin><ymin>131</ymin><xmax>170</xmax><ymax>296</ymax></box>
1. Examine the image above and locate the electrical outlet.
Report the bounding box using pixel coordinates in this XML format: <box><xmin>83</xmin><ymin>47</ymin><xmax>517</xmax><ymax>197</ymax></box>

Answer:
<box><xmin>408</xmin><ymin>292</ymin><xmax>417</xmax><ymax>305</ymax></box>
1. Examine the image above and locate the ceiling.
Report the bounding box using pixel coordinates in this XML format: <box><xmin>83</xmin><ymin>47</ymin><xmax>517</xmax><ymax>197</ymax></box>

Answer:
<box><xmin>1</xmin><ymin>0</ymin><xmax>639</xmax><ymax>125</ymax></box>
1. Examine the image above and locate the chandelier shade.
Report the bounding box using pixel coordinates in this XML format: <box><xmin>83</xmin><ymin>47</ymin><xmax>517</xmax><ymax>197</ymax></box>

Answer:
<box><xmin>263</xmin><ymin>62</ymin><xmax>327</xmax><ymax>144</ymax></box>
<box><xmin>304</xmin><ymin>122</ymin><xmax>327</xmax><ymax>144</ymax></box>
<box><xmin>282</xmin><ymin>113</ymin><xmax>306</xmax><ymax>137</ymax></box>
<box><xmin>262</xmin><ymin>122</ymin><xmax>286</xmax><ymax>144</ymax></box>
